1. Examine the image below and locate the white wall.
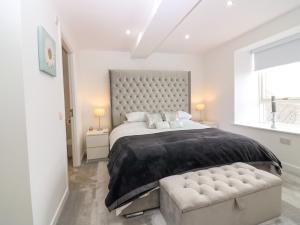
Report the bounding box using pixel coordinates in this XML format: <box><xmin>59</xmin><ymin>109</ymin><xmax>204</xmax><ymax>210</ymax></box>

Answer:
<box><xmin>1</xmin><ymin>0</ymin><xmax>71</xmax><ymax>224</ymax></box>
<box><xmin>0</xmin><ymin>1</ymin><xmax>34</xmax><ymax>224</ymax></box>
<box><xmin>20</xmin><ymin>0</ymin><xmax>69</xmax><ymax>224</ymax></box>
<box><xmin>203</xmin><ymin>8</ymin><xmax>300</xmax><ymax>174</ymax></box>
<box><xmin>76</xmin><ymin>50</ymin><xmax>204</xmax><ymax>151</ymax></box>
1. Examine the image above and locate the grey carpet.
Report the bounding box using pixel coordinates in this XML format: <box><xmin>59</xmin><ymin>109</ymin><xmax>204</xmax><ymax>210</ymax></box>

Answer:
<box><xmin>57</xmin><ymin>161</ymin><xmax>300</xmax><ymax>225</ymax></box>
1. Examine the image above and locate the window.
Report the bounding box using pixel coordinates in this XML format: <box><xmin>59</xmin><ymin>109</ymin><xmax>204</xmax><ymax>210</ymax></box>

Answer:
<box><xmin>258</xmin><ymin>62</ymin><xmax>300</xmax><ymax>125</ymax></box>
<box><xmin>251</xmin><ymin>32</ymin><xmax>300</xmax><ymax>127</ymax></box>
<box><xmin>235</xmin><ymin>31</ymin><xmax>300</xmax><ymax>132</ymax></box>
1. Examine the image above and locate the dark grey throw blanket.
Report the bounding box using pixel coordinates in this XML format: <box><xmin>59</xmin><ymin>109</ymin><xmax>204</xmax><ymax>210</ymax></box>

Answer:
<box><xmin>105</xmin><ymin>128</ymin><xmax>281</xmax><ymax>211</ymax></box>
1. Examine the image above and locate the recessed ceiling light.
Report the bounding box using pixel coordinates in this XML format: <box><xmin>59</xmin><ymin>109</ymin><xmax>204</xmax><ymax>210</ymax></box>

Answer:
<box><xmin>185</xmin><ymin>34</ymin><xmax>190</xmax><ymax>40</ymax></box>
<box><xmin>125</xmin><ymin>29</ymin><xmax>131</xmax><ymax>35</ymax></box>
<box><xmin>226</xmin><ymin>0</ymin><xmax>233</xmax><ymax>7</ymax></box>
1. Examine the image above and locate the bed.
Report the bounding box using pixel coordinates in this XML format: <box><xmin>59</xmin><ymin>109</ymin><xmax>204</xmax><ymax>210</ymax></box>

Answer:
<box><xmin>106</xmin><ymin>69</ymin><xmax>281</xmax><ymax>216</ymax></box>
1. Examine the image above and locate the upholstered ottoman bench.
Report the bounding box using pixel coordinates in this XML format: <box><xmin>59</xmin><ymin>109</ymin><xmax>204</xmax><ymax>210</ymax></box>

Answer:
<box><xmin>160</xmin><ymin>163</ymin><xmax>282</xmax><ymax>225</ymax></box>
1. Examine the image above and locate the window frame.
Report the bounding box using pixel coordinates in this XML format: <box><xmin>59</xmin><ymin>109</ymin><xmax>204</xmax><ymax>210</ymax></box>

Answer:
<box><xmin>258</xmin><ymin>70</ymin><xmax>300</xmax><ymax>101</ymax></box>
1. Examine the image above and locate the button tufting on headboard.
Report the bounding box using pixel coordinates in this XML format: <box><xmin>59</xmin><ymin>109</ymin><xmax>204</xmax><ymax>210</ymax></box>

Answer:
<box><xmin>109</xmin><ymin>70</ymin><xmax>191</xmax><ymax>127</ymax></box>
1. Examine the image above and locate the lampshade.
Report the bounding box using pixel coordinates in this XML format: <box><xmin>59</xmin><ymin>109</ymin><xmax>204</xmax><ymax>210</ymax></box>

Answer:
<box><xmin>196</xmin><ymin>103</ymin><xmax>205</xmax><ymax>111</ymax></box>
<box><xmin>94</xmin><ymin>108</ymin><xmax>105</xmax><ymax>117</ymax></box>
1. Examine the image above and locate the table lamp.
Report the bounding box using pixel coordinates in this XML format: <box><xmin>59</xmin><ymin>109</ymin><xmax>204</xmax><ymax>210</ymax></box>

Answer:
<box><xmin>271</xmin><ymin>96</ymin><xmax>276</xmax><ymax>129</ymax></box>
<box><xmin>196</xmin><ymin>103</ymin><xmax>206</xmax><ymax>122</ymax></box>
<box><xmin>94</xmin><ymin>108</ymin><xmax>105</xmax><ymax>130</ymax></box>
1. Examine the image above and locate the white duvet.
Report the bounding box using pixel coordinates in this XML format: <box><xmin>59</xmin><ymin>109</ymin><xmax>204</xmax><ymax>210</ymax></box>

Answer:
<box><xmin>110</xmin><ymin>120</ymin><xmax>209</xmax><ymax>149</ymax></box>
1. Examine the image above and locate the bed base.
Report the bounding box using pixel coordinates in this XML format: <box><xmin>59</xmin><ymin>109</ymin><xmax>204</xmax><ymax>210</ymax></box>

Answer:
<box><xmin>125</xmin><ymin>211</ymin><xmax>144</xmax><ymax>218</ymax></box>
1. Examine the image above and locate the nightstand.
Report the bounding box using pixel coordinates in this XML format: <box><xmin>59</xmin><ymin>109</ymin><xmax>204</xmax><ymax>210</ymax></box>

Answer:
<box><xmin>200</xmin><ymin>121</ymin><xmax>219</xmax><ymax>128</ymax></box>
<box><xmin>86</xmin><ymin>130</ymin><xmax>109</xmax><ymax>161</ymax></box>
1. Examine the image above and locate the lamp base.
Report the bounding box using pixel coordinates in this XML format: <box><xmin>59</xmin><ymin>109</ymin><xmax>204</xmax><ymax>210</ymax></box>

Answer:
<box><xmin>98</xmin><ymin>117</ymin><xmax>101</xmax><ymax>131</ymax></box>
<box><xmin>271</xmin><ymin>112</ymin><xmax>276</xmax><ymax>129</ymax></box>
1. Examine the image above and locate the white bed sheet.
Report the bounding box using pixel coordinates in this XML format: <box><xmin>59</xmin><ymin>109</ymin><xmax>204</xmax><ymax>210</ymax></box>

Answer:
<box><xmin>110</xmin><ymin>120</ymin><xmax>209</xmax><ymax>149</ymax></box>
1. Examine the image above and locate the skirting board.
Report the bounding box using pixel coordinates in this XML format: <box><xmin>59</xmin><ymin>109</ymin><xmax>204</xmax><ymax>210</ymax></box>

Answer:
<box><xmin>282</xmin><ymin>162</ymin><xmax>300</xmax><ymax>176</ymax></box>
<box><xmin>50</xmin><ymin>188</ymin><xmax>69</xmax><ymax>225</ymax></box>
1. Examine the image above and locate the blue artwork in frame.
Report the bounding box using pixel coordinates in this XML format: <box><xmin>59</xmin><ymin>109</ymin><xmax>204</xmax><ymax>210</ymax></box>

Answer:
<box><xmin>37</xmin><ymin>26</ymin><xmax>56</xmax><ymax>76</ymax></box>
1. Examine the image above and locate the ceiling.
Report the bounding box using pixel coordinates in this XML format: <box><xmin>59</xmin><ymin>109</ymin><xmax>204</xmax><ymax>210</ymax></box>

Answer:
<box><xmin>55</xmin><ymin>0</ymin><xmax>300</xmax><ymax>56</ymax></box>
<box><xmin>159</xmin><ymin>0</ymin><xmax>300</xmax><ymax>54</ymax></box>
<box><xmin>56</xmin><ymin>0</ymin><xmax>157</xmax><ymax>51</ymax></box>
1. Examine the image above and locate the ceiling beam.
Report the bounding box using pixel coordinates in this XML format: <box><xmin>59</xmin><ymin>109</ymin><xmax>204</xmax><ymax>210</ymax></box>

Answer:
<box><xmin>131</xmin><ymin>0</ymin><xmax>202</xmax><ymax>58</ymax></box>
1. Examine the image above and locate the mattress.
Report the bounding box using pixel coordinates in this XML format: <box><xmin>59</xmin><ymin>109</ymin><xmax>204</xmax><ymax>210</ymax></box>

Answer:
<box><xmin>109</xmin><ymin>120</ymin><xmax>209</xmax><ymax>148</ymax></box>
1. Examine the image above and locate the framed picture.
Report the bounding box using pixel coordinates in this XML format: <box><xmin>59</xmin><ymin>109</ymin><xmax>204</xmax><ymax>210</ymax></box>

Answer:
<box><xmin>37</xmin><ymin>26</ymin><xmax>56</xmax><ymax>76</ymax></box>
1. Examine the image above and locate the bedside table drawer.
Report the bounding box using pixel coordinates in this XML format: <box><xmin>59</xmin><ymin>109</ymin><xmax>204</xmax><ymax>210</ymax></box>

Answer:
<box><xmin>200</xmin><ymin>121</ymin><xmax>218</xmax><ymax>128</ymax></box>
<box><xmin>86</xmin><ymin>134</ymin><xmax>109</xmax><ymax>147</ymax></box>
<box><xmin>205</xmin><ymin>123</ymin><xmax>218</xmax><ymax>128</ymax></box>
<box><xmin>87</xmin><ymin>146</ymin><xmax>109</xmax><ymax>160</ymax></box>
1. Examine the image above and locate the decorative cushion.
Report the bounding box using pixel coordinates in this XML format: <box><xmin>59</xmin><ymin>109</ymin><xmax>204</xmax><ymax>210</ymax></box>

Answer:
<box><xmin>155</xmin><ymin>121</ymin><xmax>171</xmax><ymax>129</ymax></box>
<box><xmin>169</xmin><ymin>120</ymin><xmax>184</xmax><ymax>129</ymax></box>
<box><xmin>178</xmin><ymin>111</ymin><xmax>192</xmax><ymax>120</ymax></box>
<box><xmin>160</xmin><ymin>162</ymin><xmax>282</xmax><ymax>213</ymax></box>
<box><xmin>162</xmin><ymin>111</ymin><xmax>179</xmax><ymax>121</ymax></box>
<box><xmin>146</xmin><ymin>113</ymin><xmax>163</xmax><ymax>129</ymax></box>
<box><xmin>126</xmin><ymin>112</ymin><xmax>147</xmax><ymax>122</ymax></box>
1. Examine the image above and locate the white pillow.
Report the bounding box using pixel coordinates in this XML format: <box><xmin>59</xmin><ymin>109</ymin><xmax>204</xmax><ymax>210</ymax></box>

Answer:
<box><xmin>146</xmin><ymin>113</ymin><xmax>163</xmax><ymax>129</ymax></box>
<box><xmin>155</xmin><ymin>121</ymin><xmax>170</xmax><ymax>129</ymax></box>
<box><xmin>162</xmin><ymin>111</ymin><xmax>179</xmax><ymax>122</ymax></box>
<box><xmin>178</xmin><ymin>111</ymin><xmax>192</xmax><ymax>120</ymax></box>
<box><xmin>126</xmin><ymin>112</ymin><xmax>147</xmax><ymax>122</ymax></box>
<box><xmin>169</xmin><ymin>120</ymin><xmax>184</xmax><ymax>129</ymax></box>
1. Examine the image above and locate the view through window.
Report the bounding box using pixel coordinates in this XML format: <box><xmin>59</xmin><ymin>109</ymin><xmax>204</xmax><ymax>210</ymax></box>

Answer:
<box><xmin>258</xmin><ymin>61</ymin><xmax>300</xmax><ymax>125</ymax></box>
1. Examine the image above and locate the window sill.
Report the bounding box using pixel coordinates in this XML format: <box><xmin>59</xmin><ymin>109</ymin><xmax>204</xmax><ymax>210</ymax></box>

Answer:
<box><xmin>233</xmin><ymin>122</ymin><xmax>300</xmax><ymax>136</ymax></box>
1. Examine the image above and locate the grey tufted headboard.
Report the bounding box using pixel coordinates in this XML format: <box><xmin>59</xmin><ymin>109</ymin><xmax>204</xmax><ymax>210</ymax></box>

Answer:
<box><xmin>109</xmin><ymin>70</ymin><xmax>191</xmax><ymax>127</ymax></box>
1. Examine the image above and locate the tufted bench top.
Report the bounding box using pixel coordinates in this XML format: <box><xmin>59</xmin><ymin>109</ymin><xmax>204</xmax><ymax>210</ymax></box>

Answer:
<box><xmin>160</xmin><ymin>163</ymin><xmax>282</xmax><ymax>213</ymax></box>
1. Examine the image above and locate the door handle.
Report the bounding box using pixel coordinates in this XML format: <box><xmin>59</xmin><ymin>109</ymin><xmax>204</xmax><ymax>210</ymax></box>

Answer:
<box><xmin>70</xmin><ymin>108</ymin><xmax>74</xmax><ymax>117</ymax></box>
